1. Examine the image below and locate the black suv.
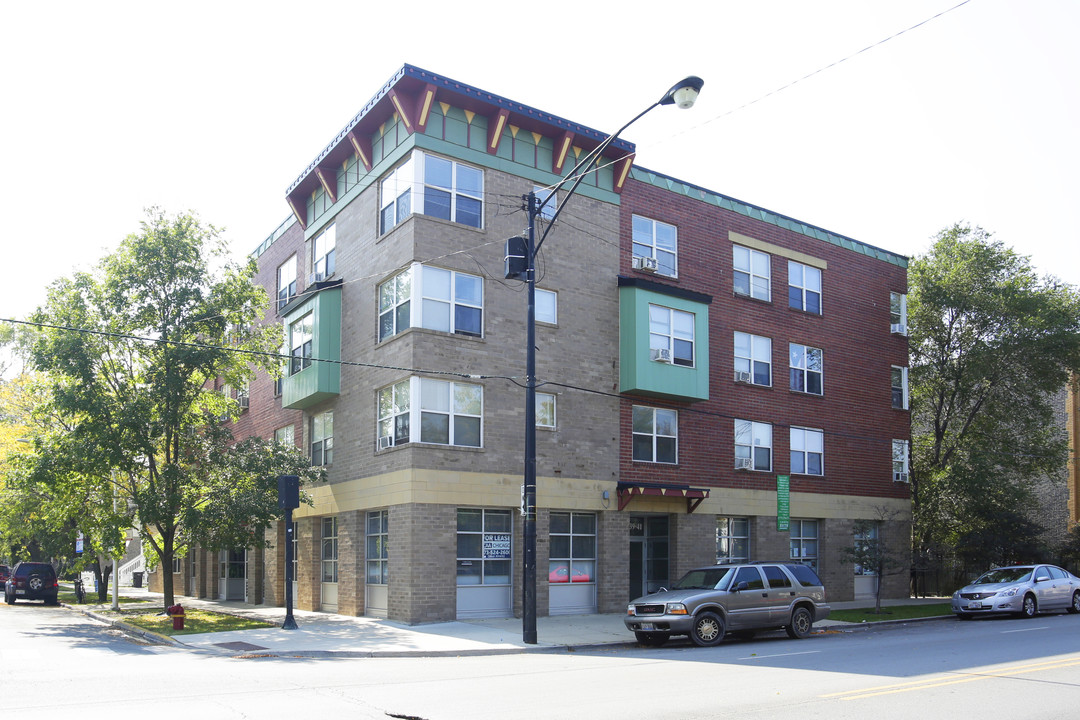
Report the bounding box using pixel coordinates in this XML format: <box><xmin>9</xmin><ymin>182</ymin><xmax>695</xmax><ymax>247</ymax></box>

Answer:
<box><xmin>4</xmin><ymin>562</ymin><xmax>60</xmax><ymax>605</ymax></box>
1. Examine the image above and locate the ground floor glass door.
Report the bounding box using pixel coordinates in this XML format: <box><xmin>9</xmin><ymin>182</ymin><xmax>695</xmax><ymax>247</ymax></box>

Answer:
<box><xmin>629</xmin><ymin>515</ymin><xmax>669</xmax><ymax>600</ymax></box>
<box><xmin>218</xmin><ymin>549</ymin><xmax>246</xmax><ymax>601</ymax></box>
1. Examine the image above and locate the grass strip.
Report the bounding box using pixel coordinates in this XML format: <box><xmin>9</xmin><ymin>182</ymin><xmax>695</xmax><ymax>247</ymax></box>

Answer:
<box><xmin>829</xmin><ymin>603</ymin><xmax>952</xmax><ymax>623</ymax></box>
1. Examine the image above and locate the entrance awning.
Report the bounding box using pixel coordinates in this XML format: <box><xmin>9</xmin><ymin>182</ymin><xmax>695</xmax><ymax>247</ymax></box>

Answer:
<box><xmin>616</xmin><ymin>481</ymin><xmax>710</xmax><ymax>513</ymax></box>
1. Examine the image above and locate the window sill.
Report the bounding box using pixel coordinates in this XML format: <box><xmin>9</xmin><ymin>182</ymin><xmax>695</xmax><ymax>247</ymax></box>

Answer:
<box><xmin>789</xmin><ymin>389</ymin><xmax>824</xmax><ymax>398</ymax></box>
<box><xmin>733</xmin><ymin>290</ymin><xmax>772</xmax><ymax>305</ymax></box>
<box><xmin>787</xmin><ymin>306</ymin><xmax>823</xmax><ymax>318</ymax></box>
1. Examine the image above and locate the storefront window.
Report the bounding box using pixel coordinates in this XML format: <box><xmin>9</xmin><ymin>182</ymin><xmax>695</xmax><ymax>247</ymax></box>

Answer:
<box><xmin>717</xmin><ymin>517</ymin><xmax>750</xmax><ymax>563</ymax></box>
<box><xmin>548</xmin><ymin>512</ymin><xmax>596</xmax><ymax>584</ymax></box>
<box><xmin>457</xmin><ymin>509</ymin><xmax>511</xmax><ymax>586</ymax></box>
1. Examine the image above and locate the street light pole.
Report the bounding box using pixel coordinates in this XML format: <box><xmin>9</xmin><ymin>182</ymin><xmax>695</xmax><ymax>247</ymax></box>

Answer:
<box><xmin>517</xmin><ymin>76</ymin><xmax>703</xmax><ymax>644</ymax></box>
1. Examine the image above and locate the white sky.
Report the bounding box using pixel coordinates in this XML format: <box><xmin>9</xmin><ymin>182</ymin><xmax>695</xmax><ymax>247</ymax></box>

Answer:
<box><xmin>2</xmin><ymin>0</ymin><xmax>1077</xmax><ymax>323</ymax></box>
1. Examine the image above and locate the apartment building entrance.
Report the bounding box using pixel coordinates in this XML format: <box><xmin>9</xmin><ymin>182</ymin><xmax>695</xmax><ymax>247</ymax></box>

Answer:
<box><xmin>629</xmin><ymin>515</ymin><xmax>670</xmax><ymax>600</ymax></box>
<box><xmin>218</xmin><ymin>549</ymin><xmax>246</xmax><ymax>601</ymax></box>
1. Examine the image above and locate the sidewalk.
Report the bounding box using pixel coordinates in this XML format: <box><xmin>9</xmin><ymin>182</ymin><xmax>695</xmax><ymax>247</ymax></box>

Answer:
<box><xmin>76</xmin><ymin>586</ymin><xmax>950</xmax><ymax>658</ymax></box>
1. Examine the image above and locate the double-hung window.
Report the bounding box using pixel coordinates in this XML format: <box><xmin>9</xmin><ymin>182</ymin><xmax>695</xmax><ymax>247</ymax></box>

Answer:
<box><xmin>632</xmin><ymin>406</ymin><xmax>678</xmax><ymax>464</ymax></box>
<box><xmin>378</xmin><ymin>377</ymin><xmax>483</xmax><ymax>448</ymax></box>
<box><xmin>536</xmin><ymin>288</ymin><xmax>558</xmax><ymax>324</ymax></box>
<box><xmin>891</xmin><ymin>366</ymin><xmax>909</xmax><ymax>409</ymax></box>
<box><xmin>789</xmin><ymin>343</ymin><xmax>823</xmax><ymax>395</ymax></box>
<box><xmin>311</xmin><ymin>224</ymin><xmax>336</xmax><ymax>281</ymax></box>
<box><xmin>311</xmin><ymin>411</ymin><xmax>333</xmax><ymax>466</ymax></box>
<box><xmin>892</xmin><ymin>439</ymin><xmax>910</xmax><ymax>481</ymax></box>
<box><xmin>632</xmin><ymin>215</ymin><xmax>678</xmax><ymax>276</ymax></box>
<box><xmin>890</xmin><ymin>292</ymin><xmax>908</xmax><ymax>335</ymax></box>
<box><xmin>788</xmin><ymin>261</ymin><xmax>821</xmax><ymax>314</ymax></box>
<box><xmin>649</xmin><ymin>305</ymin><xmax>694</xmax><ymax>366</ymax></box>
<box><xmin>277</xmin><ymin>257</ymin><xmax>297</xmax><ymax>312</ymax></box>
<box><xmin>735</xmin><ymin>419</ymin><xmax>772</xmax><ymax>471</ymax></box>
<box><xmin>790</xmin><ymin>427</ymin><xmax>824</xmax><ymax>476</ymax></box>
<box><xmin>733</xmin><ymin>245</ymin><xmax>770</xmax><ymax>301</ymax></box>
<box><xmin>536</xmin><ymin>392</ymin><xmax>556</xmax><ymax>429</ymax></box>
<box><xmin>379</xmin><ymin>264</ymin><xmax>483</xmax><ymax>341</ymax></box>
<box><xmin>289</xmin><ymin>313</ymin><xmax>313</xmax><ymax>375</ymax></box>
<box><xmin>735</xmin><ymin>331</ymin><xmax>772</xmax><ymax>385</ymax></box>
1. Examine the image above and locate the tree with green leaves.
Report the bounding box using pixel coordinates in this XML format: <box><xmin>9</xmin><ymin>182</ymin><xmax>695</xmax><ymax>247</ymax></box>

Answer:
<box><xmin>841</xmin><ymin>509</ymin><xmax>907</xmax><ymax>613</ymax></box>
<box><xmin>26</xmin><ymin>208</ymin><xmax>322</xmax><ymax>608</ymax></box>
<box><xmin>908</xmin><ymin>224</ymin><xmax>1080</xmax><ymax>568</ymax></box>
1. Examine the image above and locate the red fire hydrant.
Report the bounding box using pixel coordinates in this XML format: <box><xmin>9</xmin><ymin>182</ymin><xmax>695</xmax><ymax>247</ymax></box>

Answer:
<box><xmin>167</xmin><ymin>604</ymin><xmax>185</xmax><ymax>631</ymax></box>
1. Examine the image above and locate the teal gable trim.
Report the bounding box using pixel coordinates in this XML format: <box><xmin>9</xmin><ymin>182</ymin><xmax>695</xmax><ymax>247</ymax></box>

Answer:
<box><xmin>630</xmin><ymin>167</ymin><xmax>908</xmax><ymax>269</ymax></box>
<box><xmin>281</xmin><ymin>285</ymin><xmax>342</xmax><ymax>410</ymax></box>
<box><xmin>619</xmin><ymin>285</ymin><xmax>710</xmax><ymax>402</ymax></box>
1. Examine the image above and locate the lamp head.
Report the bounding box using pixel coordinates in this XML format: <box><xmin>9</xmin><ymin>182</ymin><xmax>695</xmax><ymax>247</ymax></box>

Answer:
<box><xmin>659</xmin><ymin>76</ymin><xmax>704</xmax><ymax>109</ymax></box>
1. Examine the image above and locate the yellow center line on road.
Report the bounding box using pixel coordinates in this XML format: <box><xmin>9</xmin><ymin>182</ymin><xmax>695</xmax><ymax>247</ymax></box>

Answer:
<box><xmin>821</xmin><ymin>657</ymin><xmax>1080</xmax><ymax>701</ymax></box>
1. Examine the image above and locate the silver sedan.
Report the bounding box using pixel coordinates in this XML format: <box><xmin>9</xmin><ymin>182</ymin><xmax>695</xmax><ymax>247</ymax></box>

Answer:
<box><xmin>952</xmin><ymin>564</ymin><xmax>1080</xmax><ymax>619</ymax></box>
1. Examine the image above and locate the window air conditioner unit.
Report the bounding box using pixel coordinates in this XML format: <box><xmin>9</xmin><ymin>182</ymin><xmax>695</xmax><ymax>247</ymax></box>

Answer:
<box><xmin>308</xmin><ymin>271</ymin><xmax>326</xmax><ymax>285</ymax></box>
<box><xmin>651</xmin><ymin>348</ymin><xmax>672</xmax><ymax>363</ymax></box>
<box><xmin>735</xmin><ymin>457</ymin><xmax>753</xmax><ymax>470</ymax></box>
<box><xmin>891</xmin><ymin>323</ymin><xmax>907</xmax><ymax>336</ymax></box>
<box><xmin>632</xmin><ymin>255</ymin><xmax>658</xmax><ymax>272</ymax></box>
<box><xmin>894</xmin><ymin>471</ymin><xmax>909</xmax><ymax>483</ymax></box>
<box><xmin>378</xmin><ymin>435</ymin><xmax>394</xmax><ymax>450</ymax></box>
<box><xmin>734</xmin><ymin>370</ymin><xmax>752</xmax><ymax>383</ymax></box>
<box><xmin>237</xmin><ymin>396</ymin><xmax>249</xmax><ymax>410</ymax></box>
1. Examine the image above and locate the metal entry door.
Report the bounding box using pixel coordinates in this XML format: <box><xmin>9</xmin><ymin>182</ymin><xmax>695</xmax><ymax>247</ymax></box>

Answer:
<box><xmin>629</xmin><ymin>515</ymin><xmax>669</xmax><ymax>599</ymax></box>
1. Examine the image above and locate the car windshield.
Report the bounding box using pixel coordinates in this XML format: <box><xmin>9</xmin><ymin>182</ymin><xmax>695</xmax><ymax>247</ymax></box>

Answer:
<box><xmin>673</xmin><ymin>568</ymin><xmax>734</xmax><ymax>590</ymax></box>
<box><xmin>973</xmin><ymin>568</ymin><xmax>1033</xmax><ymax>585</ymax></box>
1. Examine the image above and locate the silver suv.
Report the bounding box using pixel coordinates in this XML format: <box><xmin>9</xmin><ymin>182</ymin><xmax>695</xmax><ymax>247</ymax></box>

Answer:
<box><xmin>625</xmin><ymin>562</ymin><xmax>830</xmax><ymax>647</ymax></box>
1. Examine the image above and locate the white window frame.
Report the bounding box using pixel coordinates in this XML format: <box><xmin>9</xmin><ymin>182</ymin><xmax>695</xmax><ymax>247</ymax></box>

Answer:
<box><xmin>891</xmin><ymin>366</ymin><xmax>909</xmax><ymax>410</ymax></box>
<box><xmin>422</xmin><ymin>153</ymin><xmax>483</xmax><ymax>229</ymax></box>
<box><xmin>649</xmin><ymin>304</ymin><xmax>695</xmax><ymax>367</ymax></box>
<box><xmin>379</xmin><ymin>151</ymin><xmax>484</xmax><ymax>232</ymax></box>
<box><xmin>853</xmin><ymin>523</ymin><xmax>880</xmax><ymax>576</ymax></box>
<box><xmin>733</xmin><ymin>245</ymin><xmax>771</xmax><ymax>301</ymax></box>
<box><xmin>790</xmin><ymin>427</ymin><xmax>824</xmax><ymax>476</ymax></box>
<box><xmin>378</xmin><ymin>264</ymin><xmax>484</xmax><ymax>341</ymax></box>
<box><xmin>311</xmin><ymin>223</ymin><xmax>336</xmax><ymax>281</ymax></box>
<box><xmin>289</xmin><ymin>313</ymin><xmax>313</xmax><ymax>376</ymax></box>
<box><xmin>274</xmin><ymin>425</ymin><xmax>295</xmax><ymax>447</ymax></box>
<box><xmin>716</xmin><ymin>517</ymin><xmax>750</xmax><ymax>564</ymax></box>
<box><xmin>536</xmin><ymin>288</ymin><xmax>558</xmax><ymax>325</ymax></box>
<box><xmin>788</xmin><ymin>260</ymin><xmax>822</xmax><ymax>314</ymax></box>
<box><xmin>380</xmin><ymin>155</ymin><xmax>415</xmax><ymax>235</ymax></box>
<box><xmin>735</xmin><ymin>419</ymin><xmax>772</xmax><ymax>471</ymax></box>
<box><xmin>893</xmin><ymin>439</ymin><xmax>910</xmax><ymax>477</ymax></box>
<box><xmin>377</xmin><ymin>377</ymin><xmax>483</xmax><ymax>448</ymax></box>
<box><xmin>631</xmin><ymin>215</ymin><xmax>678</xmax><ymax>277</ymax></box>
<box><xmin>632</xmin><ymin>406</ymin><xmax>678</xmax><ymax>464</ymax></box>
<box><xmin>277</xmin><ymin>256</ymin><xmax>297</xmax><ymax>312</ymax></box>
<box><xmin>735</xmin><ymin>331</ymin><xmax>772</xmax><ymax>386</ymax></box>
<box><xmin>890</xmin><ymin>292</ymin><xmax>908</xmax><ymax>333</ymax></box>
<box><xmin>311</xmin><ymin>411</ymin><xmax>333</xmax><ymax>466</ymax></box>
<box><xmin>789</xmin><ymin>343</ymin><xmax>823</xmax><ymax>395</ymax></box>
<box><xmin>536</xmin><ymin>391</ymin><xmax>556</xmax><ymax>429</ymax></box>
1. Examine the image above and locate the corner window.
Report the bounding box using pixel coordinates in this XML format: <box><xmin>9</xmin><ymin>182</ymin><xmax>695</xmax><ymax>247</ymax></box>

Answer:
<box><xmin>790</xmin><ymin>427</ymin><xmax>824</xmax><ymax>476</ymax></box>
<box><xmin>277</xmin><ymin>257</ymin><xmax>297</xmax><ymax>312</ymax></box>
<box><xmin>789</xmin><ymin>343</ymin><xmax>823</xmax><ymax>395</ymax></box>
<box><xmin>536</xmin><ymin>392</ymin><xmax>556</xmax><ymax>429</ymax></box>
<box><xmin>311</xmin><ymin>224</ymin><xmax>336</xmax><ymax>281</ymax></box>
<box><xmin>378</xmin><ymin>377</ymin><xmax>483</xmax><ymax>448</ymax></box>
<box><xmin>311</xmin><ymin>411</ymin><xmax>333</xmax><ymax>466</ymax></box>
<box><xmin>632</xmin><ymin>215</ymin><xmax>677</xmax><ymax>277</ymax></box>
<box><xmin>379</xmin><ymin>151</ymin><xmax>484</xmax><ymax>233</ymax></box>
<box><xmin>716</xmin><ymin>517</ymin><xmax>750</xmax><ymax>564</ymax></box>
<box><xmin>890</xmin><ymin>292</ymin><xmax>908</xmax><ymax>334</ymax></box>
<box><xmin>735</xmin><ymin>419</ymin><xmax>772</xmax><ymax>471</ymax></box>
<box><xmin>378</xmin><ymin>264</ymin><xmax>483</xmax><ymax>341</ymax></box>
<box><xmin>788</xmin><ymin>261</ymin><xmax>821</xmax><ymax>314</ymax></box>
<box><xmin>289</xmin><ymin>313</ymin><xmax>313</xmax><ymax>375</ymax></box>
<box><xmin>734</xmin><ymin>331</ymin><xmax>772</xmax><ymax>386</ymax></box>
<box><xmin>891</xmin><ymin>366</ymin><xmax>909</xmax><ymax>409</ymax></box>
<box><xmin>649</xmin><ymin>305</ymin><xmax>694</xmax><ymax>366</ymax></box>
<box><xmin>733</xmin><ymin>245</ymin><xmax>770</xmax><ymax>301</ymax></box>
<box><xmin>632</xmin><ymin>406</ymin><xmax>678</xmax><ymax>463</ymax></box>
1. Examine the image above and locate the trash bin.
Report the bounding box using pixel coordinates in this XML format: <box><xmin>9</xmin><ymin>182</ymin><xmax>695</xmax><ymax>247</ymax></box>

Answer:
<box><xmin>132</xmin><ymin>571</ymin><xmax>143</xmax><ymax>588</ymax></box>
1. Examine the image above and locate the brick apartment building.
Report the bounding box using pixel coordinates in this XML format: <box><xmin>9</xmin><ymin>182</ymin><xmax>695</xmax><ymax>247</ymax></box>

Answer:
<box><xmin>152</xmin><ymin>65</ymin><xmax>911</xmax><ymax>622</ymax></box>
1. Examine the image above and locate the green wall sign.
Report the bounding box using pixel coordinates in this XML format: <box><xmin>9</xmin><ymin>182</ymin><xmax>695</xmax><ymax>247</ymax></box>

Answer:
<box><xmin>777</xmin><ymin>475</ymin><xmax>790</xmax><ymax>531</ymax></box>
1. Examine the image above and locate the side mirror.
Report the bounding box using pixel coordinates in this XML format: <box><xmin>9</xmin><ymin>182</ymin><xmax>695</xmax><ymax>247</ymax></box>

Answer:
<box><xmin>1035</xmin><ymin>575</ymin><xmax>1050</xmax><ymax>583</ymax></box>
<box><xmin>733</xmin><ymin>581</ymin><xmax>750</xmax><ymax>592</ymax></box>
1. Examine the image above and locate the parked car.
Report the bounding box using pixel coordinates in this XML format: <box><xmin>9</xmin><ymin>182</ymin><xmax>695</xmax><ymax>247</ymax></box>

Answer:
<box><xmin>0</xmin><ymin>565</ymin><xmax>10</xmax><ymax>587</ymax></box>
<box><xmin>4</xmin><ymin>561</ymin><xmax>60</xmax><ymax>605</ymax></box>
<box><xmin>624</xmin><ymin>562</ymin><xmax>830</xmax><ymax>647</ymax></box>
<box><xmin>951</xmin><ymin>564</ymin><xmax>1080</xmax><ymax>619</ymax></box>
